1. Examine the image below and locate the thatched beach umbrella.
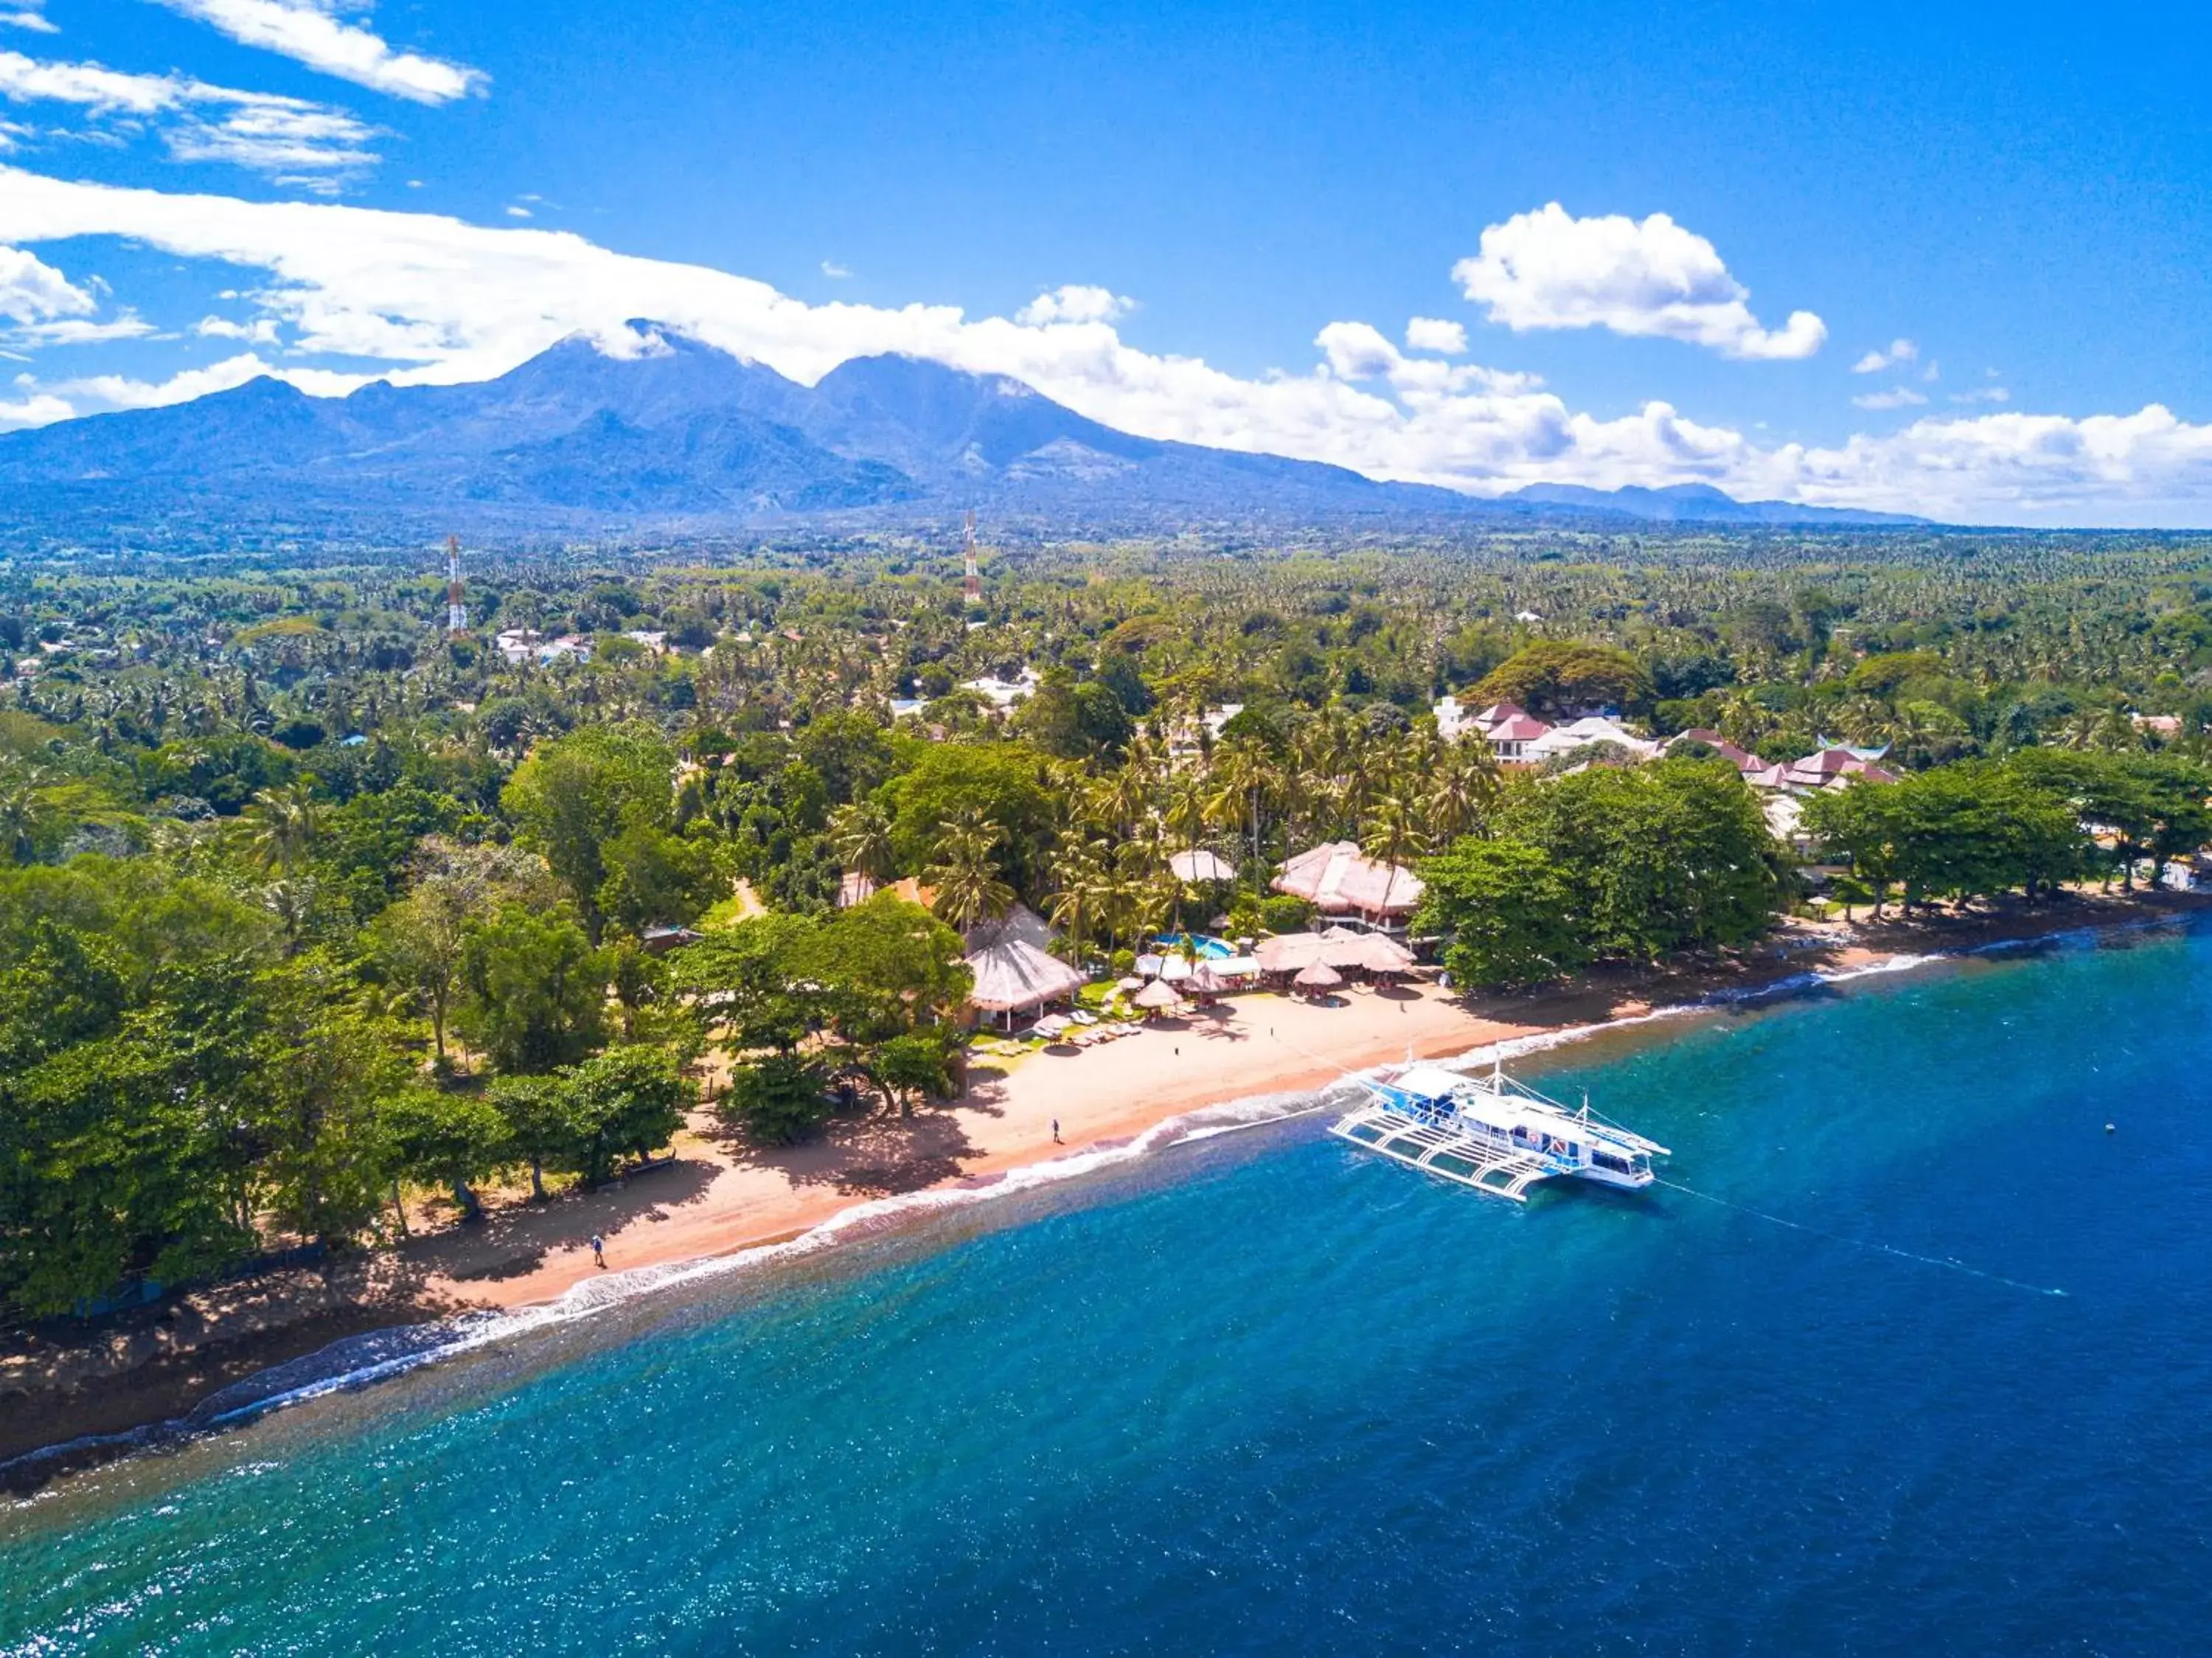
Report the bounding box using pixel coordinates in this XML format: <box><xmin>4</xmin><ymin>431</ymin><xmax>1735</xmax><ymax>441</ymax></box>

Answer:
<box><xmin>1356</xmin><ymin>933</ymin><xmax>1416</xmax><ymax>974</ymax></box>
<box><xmin>1293</xmin><ymin>960</ymin><xmax>1343</xmax><ymax>999</ymax></box>
<box><xmin>1133</xmin><ymin>978</ymin><xmax>1186</xmax><ymax>1015</ymax></box>
<box><xmin>1116</xmin><ymin>974</ymin><xmax>1146</xmax><ymax>993</ymax></box>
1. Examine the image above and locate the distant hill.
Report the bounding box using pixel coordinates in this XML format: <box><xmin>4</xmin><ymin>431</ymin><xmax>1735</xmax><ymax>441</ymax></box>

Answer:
<box><xmin>1503</xmin><ymin>482</ymin><xmax>1927</xmax><ymax>527</ymax></box>
<box><xmin>0</xmin><ymin>324</ymin><xmax>1936</xmax><ymax>540</ymax></box>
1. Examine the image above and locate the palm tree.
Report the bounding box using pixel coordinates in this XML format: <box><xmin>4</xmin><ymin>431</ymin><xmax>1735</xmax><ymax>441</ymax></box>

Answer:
<box><xmin>827</xmin><ymin>799</ymin><xmax>897</xmax><ymax>884</ymax></box>
<box><xmin>928</xmin><ymin>808</ymin><xmax>1015</xmax><ymax>933</ymax></box>
<box><xmin>241</xmin><ymin>783</ymin><xmax>322</xmax><ymax>875</ymax></box>
<box><xmin>0</xmin><ymin>771</ymin><xmax>52</xmax><ymax>864</ymax></box>
<box><xmin>1425</xmin><ymin>743</ymin><xmax>1500</xmax><ymax>844</ymax></box>
<box><xmin>1361</xmin><ymin>788</ymin><xmax>1429</xmax><ymax>915</ymax></box>
<box><xmin>1045</xmin><ymin>847</ymin><xmax>1109</xmax><ymax>969</ymax></box>
<box><xmin>1205</xmin><ymin>738</ymin><xmax>1279</xmax><ymax>878</ymax></box>
<box><xmin>1163</xmin><ymin>769</ymin><xmax>1209</xmax><ymax>851</ymax></box>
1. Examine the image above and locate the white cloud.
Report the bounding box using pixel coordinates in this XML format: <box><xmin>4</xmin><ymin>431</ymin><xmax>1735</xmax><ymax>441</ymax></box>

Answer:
<box><xmin>0</xmin><ymin>386</ymin><xmax>69</xmax><ymax>428</ymax></box>
<box><xmin>504</xmin><ymin>204</ymin><xmax>529</xmax><ymax>219</ymax></box>
<box><xmin>1015</xmin><ymin>284</ymin><xmax>1132</xmax><ymax>327</ymax></box>
<box><xmin>5</xmin><ymin>166</ymin><xmax>2212</xmax><ymax>523</ymax></box>
<box><xmin>1451</xmin><ymin>201</ymin><xmax>1826</xmax><ymax>361</ymax></box>
<box><xmin>1318</xmin><ymin>319</ymin><xmax>1540</xmax><ymax>395</ymax></box>
<box><xmin>0</xmin><ymin>238</ymin><xmax>88</xmax><ymax>321</ymax></box>
<box><xmin>194</xmin><ymin>311</ymin><xmax>279</xmax><ymax>342</ymax></box>
<box><xmin>1950</xmin><ymin>386</ymin><xmax>2009</xmax><ymax>406</ymax></box>
<box><xmin>1</xmin><ymin>349</ymin><xmax>370</xmax><ymax>429</ymax></box>
<box><xmin>0</xmin><ymin>7</ymin><xmax>55</xmax><ymax>34</ymax></box>
<box><xmin>1404</xmin><ymin>316</ymin><xmax>1466</xmax><ymax>355</ymax></box>
<box><xmin>0</xmin><ymin>49</ymin><xmax>175</xmax><ymax>113</ymax></box>
<box><xmin>1763</xmin><ymin>406</ymin><xmax>2212</xmax><ymax>525</ymax></box>
<box><xmin>0</xmin><ymin>49</ymin><xmax>378</xmax><ymax>179</ymax></box>
<box><xmin>1851</xmin><ymin>338</ymin><xmax>1916</xmax><ymax>374</ymax></box>
<box><xmin>148</xmin><ymin>0</ymin><xmax>486</xmax><ymax>105</ymax></box>
<box><xmin>820</xmin><ymin>260</ymin><xmax>850</xmax><ymax>280</ymax></box>
<box><xmin>10</xmin><ymin>311</ymin><xmax>156</xmax><ymax>344</ymax></box>
<box><xmin>1851</xmin><ymin>386</ymin><xmax>1927</xmax><ymax>410</ymax></box>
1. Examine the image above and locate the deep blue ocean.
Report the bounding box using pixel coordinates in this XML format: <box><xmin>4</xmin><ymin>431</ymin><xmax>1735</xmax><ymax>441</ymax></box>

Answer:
<box><xmin>7</xmin><ymin>923</ymin><xmax>2212</xmax><ymax>1656</ymax></box>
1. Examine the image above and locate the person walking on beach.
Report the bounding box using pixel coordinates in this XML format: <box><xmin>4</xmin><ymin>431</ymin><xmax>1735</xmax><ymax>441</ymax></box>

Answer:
<box><xmin>590</xmin><ymin>1233</ymin><xmax>605</xmax><ymax>1269</ymax></box>
<box><xmin>1051</xmin><ymin>1118</ymin><xmax>1061</xmax><ymax>1143</ymax></box>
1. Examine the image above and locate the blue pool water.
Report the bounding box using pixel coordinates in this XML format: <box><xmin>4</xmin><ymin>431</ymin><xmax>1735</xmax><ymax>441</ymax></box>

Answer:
<box><xmin>8</xmin><ymin>923</ymin><xmax>2212</xmax><ymax>1654</ymax></box>
<box><xmin>1150</xmin><ymin>932</ymin><xmax>1234</xmax><ymax>958</ymax></box>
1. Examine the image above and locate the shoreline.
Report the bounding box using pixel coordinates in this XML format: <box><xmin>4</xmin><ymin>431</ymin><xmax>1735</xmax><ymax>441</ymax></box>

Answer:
<box><xmin>7</xmin><ymin>887</ymin><xmax>2207</xmax><ymax>1485</ymax></box>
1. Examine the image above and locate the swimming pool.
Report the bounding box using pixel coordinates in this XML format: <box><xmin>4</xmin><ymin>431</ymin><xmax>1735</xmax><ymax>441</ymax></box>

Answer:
<box><xmin>1150</xmin><ymin>932</ymin><xmax>1234</xmax><ymax>959</ymax></box>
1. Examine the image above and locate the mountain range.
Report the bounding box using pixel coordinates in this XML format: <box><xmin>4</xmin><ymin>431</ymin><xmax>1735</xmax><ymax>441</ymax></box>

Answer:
<box><xmin>0</xmin><ymin>324</ymin><xmax>1928</xmax><ymax>540</ymax></box>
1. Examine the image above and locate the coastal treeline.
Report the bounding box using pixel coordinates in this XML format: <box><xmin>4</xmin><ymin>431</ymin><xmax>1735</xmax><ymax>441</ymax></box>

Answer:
<box><xmin>6</xmin><ymin>531</ymin><xmax>2212</xmax><ymax>1319</ymax></box>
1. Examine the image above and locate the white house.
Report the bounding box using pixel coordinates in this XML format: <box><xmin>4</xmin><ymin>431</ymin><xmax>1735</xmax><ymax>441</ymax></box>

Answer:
<box><xmin>960</xmin><ymin>667</ymin><xmax>1040</xmax><ymax>711</ymax></box>
<box><xmin>1523</xmin><ymin>716</ymin><xmax>1660</xmax><ymax>764</ymax></box>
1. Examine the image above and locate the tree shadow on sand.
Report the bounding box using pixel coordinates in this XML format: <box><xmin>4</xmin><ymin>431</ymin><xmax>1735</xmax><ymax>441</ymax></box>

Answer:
<box><xmin>713</xmin><ymin>1106</ymin><xmax>986</xmax><ymax>1197</ymax></box>
<box><xmin>397</xmin><ymin>1156</ymin><xmax>721</xmax><ymax>1283</ymax></box>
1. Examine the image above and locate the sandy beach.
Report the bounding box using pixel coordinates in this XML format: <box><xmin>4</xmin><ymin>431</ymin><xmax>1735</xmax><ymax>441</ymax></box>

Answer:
<box><xmin>7</xmin><ymin>887</ymin><xmax>2206</xmax><ymax>1471</ymax></box>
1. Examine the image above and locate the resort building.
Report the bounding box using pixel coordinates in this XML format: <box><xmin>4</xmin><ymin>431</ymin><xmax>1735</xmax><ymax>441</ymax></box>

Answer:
<box><xmin>1464</xmin><ymin>701</ymin><xmax>1555</xmax><ymax>762</ymax></box>
<box><xmin>1523</xmin><ymin>715</ymin><xmax>1660</xmax><ymax>764</ymax></box>
<box><xmin>1254</xmin><ymin>926</ymin><xmax>1418</xmax><ymax>979</ymax></box>
<box><xmin>959</xmin><ymin>668</ymin><xmax>1040</xmax><ymax>712</ymax></box>
<box><xmin>1168</xmin><ymin>703</ymin><xmax>1246</xmax><ymax>764</ymax></box>
<box><xmin>1661</xmin><ymin>728</ymin><xmax>1768</xmax><ymax>775</ymax></box>
<box><xmin>1781</xmin><ymin>747</ymin><xmax>1899</xmax><ymax>791</ymax></box>
<box><xmin>962</xmin><ymin>905</ymin><xmax>1088</xmax><ymax>1029</ymax></box>
<box><xmin>493</xmin><ymin>628</ymin><xmax>594</xmax><ymax>667</ymax></box>
<box><xmin>1274</xmin><ymin>841</ymin><xmax>1425</xmax><ymax>925</ymax></box>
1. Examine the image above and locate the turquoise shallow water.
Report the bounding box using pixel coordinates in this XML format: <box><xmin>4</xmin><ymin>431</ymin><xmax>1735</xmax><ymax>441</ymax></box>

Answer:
<box><xmin>8</xmin><ymin>925</ymin><xmax>2212</xmax><ymax>1654</ymax></box>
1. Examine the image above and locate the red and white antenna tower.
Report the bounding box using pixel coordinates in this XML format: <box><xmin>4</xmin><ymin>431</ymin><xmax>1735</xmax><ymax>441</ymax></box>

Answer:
<box><xmin>445</xmin><ymin>535</ymin><xmax>468</xmax><ymax>634</ymax></box>
<box><xmin>962</xmin><ymin>511</ymin><xmax>981</xmax><ymax>603</ymax></box>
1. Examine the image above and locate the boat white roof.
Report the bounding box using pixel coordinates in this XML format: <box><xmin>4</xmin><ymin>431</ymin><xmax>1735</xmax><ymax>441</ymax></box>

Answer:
<box><xmin>1393</xmin><ymin>1064</ymin><xmax>1475</xmax><ymax>1101</ymax></box>
<box><xmin>1382</xmin><ymin>1064</ymin><xmax>1669</xmax><ymax>1154</ymax></box>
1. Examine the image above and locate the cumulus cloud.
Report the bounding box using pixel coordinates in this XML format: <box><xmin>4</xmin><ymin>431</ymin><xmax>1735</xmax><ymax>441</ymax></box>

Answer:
<box><xmin>1852</xmin><ymin>386</ymin><xmax>1927</xmax><ymax>411</ymax></box>
<box><xmin>0</xmin><ymin>49</ymin><xmax>378</xmax><ymax>181</ymax></box>
<box><xmin>1014</xmin><ymin>284</ymin><xmax>1133</xmax><ymax>327</ymax></box>
<box><xmin>3</xmin><ymin>166</ymin><xmax>2212</xmax><ymax>523</ymax></box>
<box><xmin>1851</xmin><ymin>338</ymin><xmax>1917</xmax><ymax>374</ymax></box>
<box><xmin>1451</xmin><ymin>202</ymin><xmax>1826</xmax><ymax>361</ymax></box>
<box><xmin>194</xmin><ymin>311</ymin><xmax>279</xmax><ymax>342</ymax></box>
<box><xmin>820</xmin><ymin>260</ymin><xmax>850</xmax><ymax>280</ymax></box>
<box><xmin>1764</xmin><ymin>406</ymin><xmax>2212</xmax><ymax>525</ymax></box>
<box><xmin>148</xmin><ymin>0</ymin><xmax>486</xmax><ymax>105</ymax></box>
<box><xmin>0</xmin><ymin>237</ymin><xmax>86</xmax><ymax>321</ymax></box>
<box><xmin>1316</xmin><ymin>319</ymin><xmax>1540</xmax><ymax>396</ymax></box>
<box><xmin>0</xmin><ymin>6</ymin><xmax>54</xmax><ymax>34</ymax></box>
<box><xmin>1404</xmin><ymin>316</ymin><xmax>1467</xmax><ymax>355</ymax></box>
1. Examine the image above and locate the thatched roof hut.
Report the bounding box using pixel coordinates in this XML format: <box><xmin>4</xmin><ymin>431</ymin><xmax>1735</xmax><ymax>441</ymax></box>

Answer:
<box><xmin>964</xmin><ymin>903</ymin><xmax>1087</xmax><ymax>1024</ymax></box>
<box><xmin>1273</xmin><ymin>842</ymin><xmax>1424</xmax><ymax>920</ymax></box>
<box><xmin>1169</xmin><ymin>848</ymin><xmax>1238</xmax><ymax>884</ymax></box>
<box><xmin>1293</xmin><ymin>960</ymin><xmax>1344</xmax><ymax>994</ymax></box>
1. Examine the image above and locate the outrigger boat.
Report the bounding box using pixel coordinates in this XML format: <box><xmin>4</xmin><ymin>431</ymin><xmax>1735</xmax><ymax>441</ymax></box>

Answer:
<box><xmin>1330</xmin><ymin>1059</ymin><xmax>1669</xmax><ymax>1201</ymax></box>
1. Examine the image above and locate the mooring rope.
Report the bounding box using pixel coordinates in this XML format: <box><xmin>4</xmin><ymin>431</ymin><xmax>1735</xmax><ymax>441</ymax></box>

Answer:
<box><xmin>1652</xmin><ymin>1176</ymin><xmax>2067</xmax><ymax>1298</ymax></box>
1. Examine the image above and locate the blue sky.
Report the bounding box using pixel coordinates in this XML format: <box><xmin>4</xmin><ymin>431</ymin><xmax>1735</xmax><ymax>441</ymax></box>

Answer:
<box><xmin>1</xmin><ymin>0</ymin><xmax>2210</xmax><ymax>522</ymax></box>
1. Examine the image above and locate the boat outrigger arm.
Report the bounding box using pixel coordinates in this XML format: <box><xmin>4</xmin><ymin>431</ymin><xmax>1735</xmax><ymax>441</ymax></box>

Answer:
<box><xmin>1329</xmin><ymin>1061</ymin><xmax>1670</xmax><ymax>1201</ymax></box>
